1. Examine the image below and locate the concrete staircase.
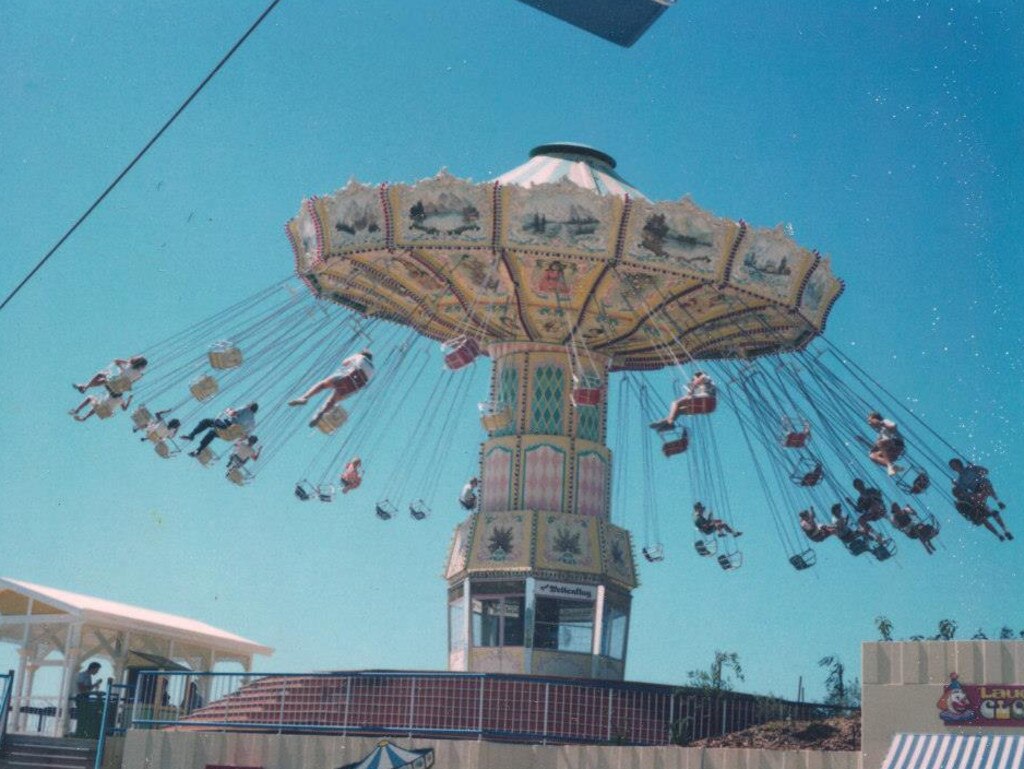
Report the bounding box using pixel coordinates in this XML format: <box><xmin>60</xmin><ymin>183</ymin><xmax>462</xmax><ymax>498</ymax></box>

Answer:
<box><xmin>0</xmin><ymin>736</ymin><xmax>96</xmax><ymax>769</ymax></box>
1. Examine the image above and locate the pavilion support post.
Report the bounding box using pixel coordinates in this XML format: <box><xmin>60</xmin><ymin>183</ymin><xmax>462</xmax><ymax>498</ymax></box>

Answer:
<box><xmin>57</xmin><ymin>623</ymin><xmax>82</xmax><ymax>737</ymax></box>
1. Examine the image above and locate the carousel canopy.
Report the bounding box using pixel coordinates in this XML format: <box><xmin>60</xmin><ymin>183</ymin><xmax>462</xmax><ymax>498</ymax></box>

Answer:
<box><xmin>514</xmin><ymin>0</ymin><xmax>675</xmax><ymax>47</ymax></box>
<box><xmin>288</xmin><ymin>144</ymin><xmax>843</xmax><ymax>369</ymax></box>
<box><xmin>337</xmin><ymin>740</ymin><xmax>434</xmax><ymax>769</ymax></box>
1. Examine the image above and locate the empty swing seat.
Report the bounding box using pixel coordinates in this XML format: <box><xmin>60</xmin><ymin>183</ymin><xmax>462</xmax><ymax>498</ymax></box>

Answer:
<box><xmin>189</xmin><ymin>374</ymin><xmax>219</xmax><ymax>402</ymax></box>
<box><xmin>678</xmin><ymin>396</ymin><xmax>716</xmax><ymax>415</ymax></box>
<box><xmin>845</xmin><ymin>535</ymin><xmax>871</xmax><ymax>556</ymax></box>
<box><xmin>195</xmin><ymin>447</ymin><xmax>218</xmax><ymax>466</ymax></box>
<box><xmin>642</xmin><ymin>545</ymin><xmax>664</xmax><ymax>563</ymax></box>
<box><xmin>208</xmin><ymin>341</ymin><xmax>243</xmax><ymax>370</ymax></box>
<box><xmin>789</xmin><ymin>550</ymin><xmax>816</xmax><ymax>570</ymax></box>
<box><xmin>479</xmin><ymin>401</ymin><xmax>512</xmax><ymax>432</ymax></box>
<box><xmin>131</xmin><ymin>406</ymin><xmax>154</xmax><ymax>430</ymax></box>
<box><xmin>154</xmin><ymin>440</ymin><xmax>179</xmax><ymax>459</ymax></box>
<box><xmin>662</xmin><ymin>433</ymin><xmax>689</xmax><ymax>457</ymax></box>
<box><xmin>872</xmin><ymin>538</ymin><xmax>896</xmax><ymax>561</ymax></box>
<box><xmin>571</xmin><ymin>375</ymin><xmax>604</xmax><ymax>407</ymax></box>
<box><xmin>783</xmin><ymin>431</ymin><xmax>810</xmax><ymax>449</ymax></box>
<box><xmin>409</xmin><ymin>500</ymin><xmax>429</xmax><ymax>520</ymax></box>
<box><xmin>717</xmin><ymin>552</ymin><xmax>742</xmax><ymax>571</ymax></box>
<box><xmin>316</xmin><ymin>406</ymin><xmax>349</xmax><ymax>434</ymax></box>
<box><xmin>442</xmin><ymin>337</ymin><xmax>482</xmax><ymax>371</ymax></box>
<box><xmin>376</xmin><ymin>501</ymin><xmax>396</xmax><ymax>520</ymax></box>
<box><xmin>294</xmin><ymin>481</ymin><xmax>315</xmax><ymax>501</ymax></box>
<box><xmin>317</xmin><ymin>485</ymin><xmax>335</xmax><ymax>503</ymax></box>
<box><xmin>215</xmin><ymin>423</ymin><xmax>249</xmax><ymax>441</ymax></box>
<box><xmin>694</xmin><ymin>538</ymin><xmax>716</xmax><ymax>557</ymax></box>
<box><xmin>92</xmin><ymin>398</ymin><xmax>118</xmax><ymax>419</ymax></box>
<box><xmin>226</xmin><ymin>467</ymin><xmax>253</xmax><ymax>486</ymax></box>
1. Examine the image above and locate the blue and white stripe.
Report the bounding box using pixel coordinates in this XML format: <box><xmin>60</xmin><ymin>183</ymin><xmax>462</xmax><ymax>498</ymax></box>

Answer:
<box><xmin>882</xmin><ymin>734</ymin><xmax>1024</xmax><ymax>769</ymax></box>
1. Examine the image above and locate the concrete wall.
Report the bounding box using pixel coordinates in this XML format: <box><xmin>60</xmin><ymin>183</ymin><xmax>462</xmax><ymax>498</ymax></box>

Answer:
<box><xmin>100</xmin><ymin>736</ymin><xmax>125</xmax><ymax>769</ymax></box>
<box><xmin>123</xmin><ymin>731</ymin><xmax>861</xmax><ymax>769</ymax></box>
<box><xmin>861</xmin><ymin>641</ymin><xmax>1024</xmax><ymax>769</ymax></box>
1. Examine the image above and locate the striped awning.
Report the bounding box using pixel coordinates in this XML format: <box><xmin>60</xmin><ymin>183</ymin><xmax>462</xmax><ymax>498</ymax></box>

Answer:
<box><xmin>495</xmin><ymin>143</ymin><xmax>646</xmax><ymax>199</ymax></box>
<box><xmin>882</xmin><ymin>734</ymin><xmax>1024</xmax><ymax>769</ymax></box>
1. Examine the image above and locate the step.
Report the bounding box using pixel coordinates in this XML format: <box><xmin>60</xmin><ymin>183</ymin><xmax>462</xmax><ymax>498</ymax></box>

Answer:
<box><xmin>0</xmin><ymin>760</ymin><xmax>92</xmax><ymax>769</ymax></box>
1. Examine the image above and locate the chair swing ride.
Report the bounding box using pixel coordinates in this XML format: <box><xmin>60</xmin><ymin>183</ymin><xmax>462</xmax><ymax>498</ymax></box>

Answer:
<box><xmin>74</xmin><ymin>143</ymin><xmax>1007</xmax><ymax>571</ymax></box>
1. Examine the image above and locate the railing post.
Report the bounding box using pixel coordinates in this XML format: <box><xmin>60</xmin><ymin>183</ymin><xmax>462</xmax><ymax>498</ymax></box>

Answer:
<box><xmin>477</xmin><ymin>677</ymin><xmax>485</xmax><ymax>740</ymax></box>
<box><xmin>606</xmin><ymin>689</ymin><xmax>613</xmax><ymax>742</ymax></box>
<box><xmin>408</xmin><ymin>678</ymin><xmax>416</xmax><ymax>737</ymax></box>
<box><xmin>668</xmin><ymin>691</ymin><xmax>675</xmax><ymax>745</ymax></box>
<box><xmin>721</xmin><ymin>698</ymin><xmax>727</xmax><ymax>735</ymax></box>
<box><xmin>343</xmin><ymin>676</ymin><xmax>351</xmax><ymax>737</ymax></box>
<box><xmin>276</xmin><ymin>677</ymin><xmax>286</xmax><ymax>735</ymax></box>
<box><xmin>0</xmin><ymin>670</ymin><xmax>13</xmax><ymax>751</ymax></box>
<box><xmin>542</xmin><ymin>683</ymin><xmax>549</xmax><ymax>745</ymax></box>
<box><xmin>93</xmin><ymin>679</ymin><xmax>113</xmax><ymax>769</ymax></box>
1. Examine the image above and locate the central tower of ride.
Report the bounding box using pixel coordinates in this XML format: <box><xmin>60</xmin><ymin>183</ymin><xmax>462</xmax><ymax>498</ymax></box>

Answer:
<box><xmin>287</xmin><ymin>143</ymin><xmax>843</xmax><ymax>680</ymax></box>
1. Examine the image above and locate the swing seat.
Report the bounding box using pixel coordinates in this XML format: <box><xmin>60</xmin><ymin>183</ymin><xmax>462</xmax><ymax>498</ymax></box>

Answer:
<box><xmin>717</xmin><ymin>551</ymin><xmax>742</xmax><ymax>571</ymax></box>
<box><xmin>208</xmin><ymin>341</ymin><xmax>243</xmax><ymax>370</ymax></box>
<box><xmin>896</xmin><ymin>469</ymin><xmax>930</xmax><ymax>495</ymax></box>
<box><xmin>782</xmin><ymin>430</ymin><xmax>810</xmax><ymax>449</ymax></box>
<box><xmin>194</xmin><ymin>447</ymin><xmax>219</xmax><ymax>466</ymax></box>
<box><xmin>642</xmin><ymin>545</ymin><xmax>664</xmax><ymax>563</ymax></box>
<box><xmin>409</xmin><ymin>500</ymin><xmax>430</xmax><ymax>520</ymax></box>
<box><xmin>154</xmin><ymin>440</ymin><xmax>179</xmax><ymax>459</ymax></box>
<box><xmin>316</xmin><ymin>406</ymin><xmax>349</xmax><ymax>434</ymax></box>
<box><xmin>131</xmin><ymin>406</ymin><xmax>154</xmax><ymax>429</ymax></box>
<box><xmin>872</xmin><ymin>538</ymin><xmax>896</xmax><ymax>561</ymax></box>
<box><xmin>678</xmin><ymin>395</ymin><xmax>716</xmax><ymax>415</ymax></box>
<box><xmin>694</xmin><ymin>538</ymin><xmax>717</xmax><ymax>557</ymax></box>
<box><xmin>340</xmin><ymin>474</ymin><xmax>362</xmax><ymax>493</ymax></box>
<box><xmin>317</xmin><ymin>485</ymin><xmax>335</xmax><ymax>503</ymax></box>
<box><xmin>333</xmin><ymin>369</ymin><xmax>369</xmax><ymax>398</ymax></box>
<box><xmin>226</xmin><ymin>466</ymin><xmax>253</xmax><ymax>486</ymax></box>
<box><xmin>479</xmin><ymin>401</ymin><xmax>512</xmax><ymax>432</ymax></box>
<box><xmin>104</xmin><ymin>367</ymin><xmax>135</xmax><ymax>395</ymax></box>
<box><xmin>845</xmin><ymin>535</ymin><xmax>871</xmax><ymax>556</ymax></box>
<box><xmin>376</xmin><ymin>500</ymin><xmax>396</xmax><ymax>520</ymax></box>
<box><xmin>570</xmin><ymin>375</ymin><xmax>604</xmax><ymax>407</ymax></box>
<box><xmin>662</xmin><ymin>433</ymin><xmax>690</xmax><ymax>457</ymax></box>
<box><xmin>442</xmin><ymin>336</ymin><xmax>482</xmax><ymax>371</ymax></box>
<box><xmin>294</xmin><ymin>481</ymin><xmax>315</xmax><ymax>501</ymax></box>
<box><xmin>93</xmin><ymin>398</ymin><xmax>118</xmax><ymax>419</ymax></box>
<box><xmin>459</xmin><ymin>494</ymin><xmax>477</xmax><ymax>511</ymax></box>
<box><xmin>789</xmin><ymin>550</ymin><xmax>816</xmax><ymax>570</ymax></box>
<box><xmin>215</xmin><ymin>423</ymin><xmax>249</xmax><ymax>442</ymax></box>
<box><xmin>189</xmin><ymin>374</ymin><xmax>219</xmax><ymax>402</ymax></box>
<box><xmin>789</xmin><ymin>458</ymin><xmax>823</xmax><ymax>487</ymax></box>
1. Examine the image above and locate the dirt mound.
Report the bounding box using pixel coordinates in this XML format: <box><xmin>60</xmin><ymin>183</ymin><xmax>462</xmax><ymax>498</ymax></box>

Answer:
<box><xmin>691</xmin><ymin>716</ymin><xmax>860</xmax><ymax>751</ymax></box>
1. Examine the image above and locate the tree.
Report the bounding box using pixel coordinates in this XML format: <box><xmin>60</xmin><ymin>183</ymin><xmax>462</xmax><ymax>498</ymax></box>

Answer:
<box><xmin>819</xmin><ymin>656</ymin><xmax>860</xmax><ymax>708</ymax></box>
<box><xmin>687</xmin><ymin>651</ymin><xmax>745</xmax><ymax>692</ymax></box>
<box><xmin>875</xmin><ymin>615</ymin><xmax>894</xmax><ymax>642</ymax></box>
<box><xmin>934</xmin><ymin>619</ymin><xmax>958</xmax><ymax>641</ymax></box>
<box><xmin>972</xmin><ymin>629</ymin><xmax>988</xmax><ymax>640</ymax></box>
<box><xmin>999</xmin><ymin>626</ymin><xmax>1015</xmax><ymax>640</ymax></box>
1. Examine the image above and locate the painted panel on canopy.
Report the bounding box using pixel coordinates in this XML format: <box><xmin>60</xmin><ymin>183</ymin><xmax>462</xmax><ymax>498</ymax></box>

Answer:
<box><xmin>390</xmin><ymin>174</ymin><xmax>493</xmax><ymax>248</ymax></box>
<box><xmin>316</xmin><ymin>182</ymin><xmax>388</xmax><ymax>255</ymax></box>
<box><xmin>500</xmin><ymin>180</ymin><xmax>622</xmax><ymax>257</ymax></box>
<box><xmin>535</xmin><ymin>512</ymin><xmax>601</xmax><ymax>573</ymax></box>
<box><xmin>622</xmin><ymin>197</ymin><xmax>737</xmax><ymax>284</ymax></box>
<box><xmin>506</xmin><ymin>251</ymin><xmax>609</xmax><ymax>320</ymax></box>
<box><xmin>590</xmin><ymin>266</ymin><xmax>699</xmax><ymax>325</ymax></box>
<box><xmin>286</xmin><ymin>203</ymin><xmax>323</xmax><ymax>268</ymax></box>
<box><xmin>434</xmin><ymin>250</ymin><xmax>514</xmax><ymax>302</ymax></box>
<box><xmin>522</xmin><ymin>443</ymin><xmax>567</xmax><ymax>511</ymax></box>
<box><xmin>445</xmin><ymin>519</ymin><xmax>474</xmax><ymax>580</ymax></box>
<box><xmin>481</xmin><ymin>442</ymin><xmax>515</xmax><ymax>513</ymax></box>
<box><xmin>468</xmin><ymin>511</ymin><xmax>533</xmax><ymax>571</ymax></box>
<box><xmin>600</xmin><ymin>522</ymin><xmax>638</xmax><ymax>589</ymax></box>
<box><xmin>728</xmin><ymin>226</ymin><xmax>817</xmax><ymax>307</ymax></box>
<box><xmin>574</xmin><ymin>450</ymin><xmax>608</xmax><ymax>518</ymax></box>
<box><xmin>797</xmin><ymin>256</ymin><xmax>843</xmax><ymax>332</ymax></box>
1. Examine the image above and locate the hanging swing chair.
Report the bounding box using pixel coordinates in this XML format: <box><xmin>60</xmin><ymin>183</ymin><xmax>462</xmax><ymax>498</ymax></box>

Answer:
<box><xmin>641</xmin><ymin>544</ymin><xmax>664</xmax><ymax>563</ymax></box>
<box><xmin>693</xmin><ymin>533</ymin><xmax>718</xmax><ymax>557</ymax></box>
<box><xmin>716</xmin><ymin>550</ymin><xmax>743</xmax><ymax>571</ymax></box>
<box><xmin>208</xmin><ymin>340</ymin><xmax>244</xmax><ymax>370</ymax></box>
<box><xmin>677</xmin><ymin>394</ymin><xmax>716</xmax><ymax>416</ymax></box>
<box><xmin>789</xmin><ymin>456</ymin><xmax>824</xmax><ymax>487</ymax></box>
<box><xmin>104</xmin><ymin>363</ymin><xmax>137</xmax><ymax>395</ymax></box>
<box><xmin>294</xmin><ymin>480</ymin><xmax>316</xmax><ymax>501</ymax></box>
<box><xmin>376</xmin><ymin>500</ymin><xmax>397</xmax><ymax>520</ymax></box>
<box><xmin>153</xmin><ymin>440</ymin><xmax>180</xmax><ymax>459</ymax></box>
<box><xmin>479</xmin><ymin>401</ymin><xmax>512</xmax><ymax>432</ymax></box>
<box><xmin>130</xmin><ymin>405</ymin><xmax>154</xmax><ymax>430</ymax></box>
<box><xmin>781</xmin><ymin>420</ymin><xmax>811</xmax><ymax>449</ymax></box>
<box><xmin>226</xmin><ymin>466</ymin><xmax>254</xmax><ymax>486</ymax></box>
<box><xmin>315</xmin><ymin>405</ymin><xmax>349</xmax><ymax>434</ymax></box>
<box><xmin>193</xmin><ymin>446</ymin><xmax>219</xmax><ymax>466</ymax></box>
<box><xmin>215</xmin><ymin>422</ymin><xmax>249</xmax><ymax>442</ymax></box>
<box><xmin>91</xmin><ymin>397</ymin><xmax>119</xmax><ymax>420</ymax></box>
<box><xmin>895</xmin><ymin>467</ymin><xmax>930</xmax><ymax>495</ymax></box>
<box><xmin>409</xmin><ymin>500</ymin><xmax>430</xmax><ymax>520</ymax></box>
<box><xmin>570</xmin><ymin>373</ymin><xmax>604</xmax><ymax>407</ymax></box>
<box><xmin>442</xmin><ymin>336</ymin><xmax>482</xmax><ymax>370</ymax></box>
<box><xmin>316</xmin><ymin>484</ymin><xmax>335</xmax><ymax>503</ymax></box>
<box><xmin>788</xmin><ymin>549</ymin><xmax>816</xmax><ymax>570</ymax></box>
<box><xmin>842</xmin><ymin>532</ymin><xmax>872</xmax><ymax>556</ymax></box>
<box><xmin>661</xmin><ymin>427</ymin><xmax>690</xmax><ymax>458</ymax></box>
<box><xmin>189</xmin><ymin>374</ymin><xmax>219</xmax><ymax>402</ymax></box>
<box><xmin>872</xmin><ymin>537</ymin><xmax>896</xmax><ymax>562</ymax></box>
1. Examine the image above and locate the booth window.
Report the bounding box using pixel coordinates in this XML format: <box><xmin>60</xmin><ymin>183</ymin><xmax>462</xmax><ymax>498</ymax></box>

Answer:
<box><xmin>534</xmin><ymin>597</ymin><xmax>594</xmax><ymax>653</ymax></box>
<box><xmin>601</xmin><ymin>603</ymin><xmax>628</xmax><ymax>660</ymax></box>
<box><xmin>448</xmin><ymin>584</ymin><xmax>466</xmax><ymax>653</ymax></box>
<box><xmin>472</xmin><ymin>581</ymin><xmax>525</xmax><ymax>647</ymax></box>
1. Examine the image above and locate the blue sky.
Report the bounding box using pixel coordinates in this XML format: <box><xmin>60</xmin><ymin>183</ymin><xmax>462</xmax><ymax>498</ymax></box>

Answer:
<box><xmin>1</xmin><ymin>0</ymin><xmax>1021</xmax><ymax>702</ymax></box>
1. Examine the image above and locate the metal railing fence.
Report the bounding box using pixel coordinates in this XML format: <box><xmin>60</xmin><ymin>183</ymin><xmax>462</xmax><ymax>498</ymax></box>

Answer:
<box><xmin>131</xmin><ymin>671</ymin><xmax>857</xmax><ymax>746</ymax></box>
